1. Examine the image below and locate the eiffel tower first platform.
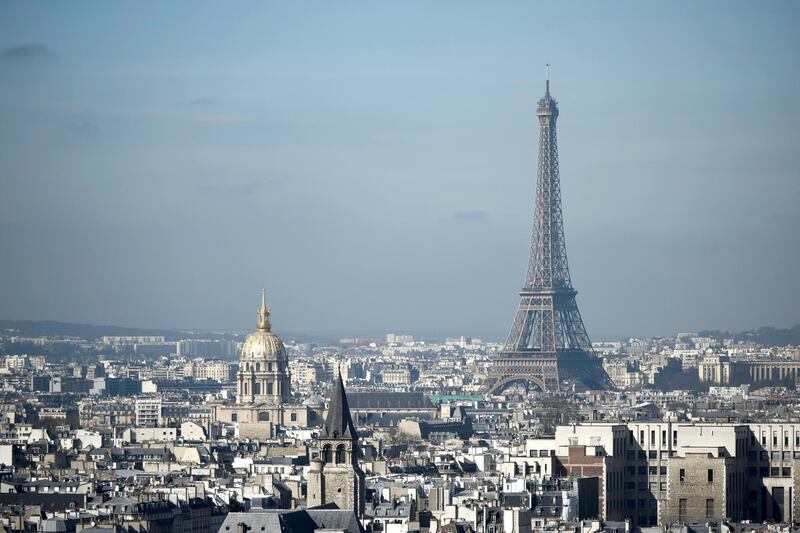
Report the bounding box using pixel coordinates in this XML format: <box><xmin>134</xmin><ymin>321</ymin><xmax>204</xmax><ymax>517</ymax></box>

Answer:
<box><xmin>484</xmin><ymin>67</ymin><xmax>613</xmax><ymax>394</ymax></box>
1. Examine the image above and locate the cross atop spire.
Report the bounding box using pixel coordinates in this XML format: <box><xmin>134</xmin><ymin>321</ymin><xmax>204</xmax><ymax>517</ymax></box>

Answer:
<box><xmin>256</xmin><ymin>288</ymin><xmax>271</xmax><ymax>332</ymax></box>
<box><xmin>321</xmin><ymin>373</ymin><xmax>357</xmax><ymax>440</ymax></box>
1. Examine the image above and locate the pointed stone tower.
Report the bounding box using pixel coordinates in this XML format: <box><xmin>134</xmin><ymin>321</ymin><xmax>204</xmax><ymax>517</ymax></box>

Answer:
<box><xmin>307</xmin><ymin>374</ymin><xmax>366</xmax><ymax>517</ymax></box>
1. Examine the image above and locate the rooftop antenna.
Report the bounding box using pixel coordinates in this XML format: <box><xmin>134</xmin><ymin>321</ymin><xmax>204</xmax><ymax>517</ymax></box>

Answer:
<box><xmin>545</xmin><ymin>63</ymin><xmax>550</xmax><ymax>95</ymax></box>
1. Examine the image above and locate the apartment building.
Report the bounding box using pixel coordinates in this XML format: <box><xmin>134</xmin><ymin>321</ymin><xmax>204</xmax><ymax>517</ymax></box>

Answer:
<box><xmin>545</xmin><ymin>423</ymin><xmax>745</xmax><ymax>526</ymax></box>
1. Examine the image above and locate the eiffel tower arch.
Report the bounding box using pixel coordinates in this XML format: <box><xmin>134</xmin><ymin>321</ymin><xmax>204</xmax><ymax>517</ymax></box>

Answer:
<box><xmin>484</xmin><ymin>67</ymin><xmax>613</xmax><ymax>395</ymax></box>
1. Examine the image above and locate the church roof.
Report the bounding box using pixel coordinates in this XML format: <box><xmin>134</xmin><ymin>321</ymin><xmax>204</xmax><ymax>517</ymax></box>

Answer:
<box><xmin>240</xmin><ymin>290</ymin><xmax>286</xmax><ymax>362</ymax></box>
<box><xmin>320</xmin><ymin>374</ymin><xmax>357</xmax><ymax>440</ymax></box>
<box><xmin>347</xmin><ymin>391</ymin><xmax>434</xmax><ymax>410</ymax></box>
<box><xmin>220</xmin><ymin>509</ymin><xmax>364</xmax><ymax>533</ymax></box>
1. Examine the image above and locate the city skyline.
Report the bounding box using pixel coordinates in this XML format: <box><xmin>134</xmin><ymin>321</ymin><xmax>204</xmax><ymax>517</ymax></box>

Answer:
<box><xmin>4</xmin><ymin>4</ymin><xmax>800</xmax><ymax>532</ymax></box>
<box><xmin>1</xmin><ymin>1</ymin><xmax>798</xmax><ymax>338</ymax></box>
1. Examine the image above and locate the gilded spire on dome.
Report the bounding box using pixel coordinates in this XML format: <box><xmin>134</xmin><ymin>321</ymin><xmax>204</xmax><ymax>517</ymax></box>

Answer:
<box><xmin>256</xmin><ymin>288</ymin><xmax>271</xmax><ymax>332</ymax></box>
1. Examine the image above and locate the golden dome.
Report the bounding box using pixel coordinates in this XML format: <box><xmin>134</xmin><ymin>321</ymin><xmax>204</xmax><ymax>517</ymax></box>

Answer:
<box><xmin>241</xmin><ymin>289</ymin><xmax>287</xmax><ymax>361</ymax></box>
<box><xmin>241</xmin><ymin>330</ymin><xmax>286</xmax><ymax>360</ymax></box>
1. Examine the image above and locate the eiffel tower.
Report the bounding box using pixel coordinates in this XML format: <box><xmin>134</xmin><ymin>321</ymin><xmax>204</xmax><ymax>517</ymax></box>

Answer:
<box><xmin>484</xmin><ymin>66</ymin><xmax>613</xmax><ymax>394</ymax></box>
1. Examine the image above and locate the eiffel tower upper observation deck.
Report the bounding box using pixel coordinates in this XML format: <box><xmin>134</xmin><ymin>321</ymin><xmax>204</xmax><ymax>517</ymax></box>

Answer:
<box><xmin>484</xmin><ymin>66</ymin><xmax>613</xmax><ymax>394</ymax></box>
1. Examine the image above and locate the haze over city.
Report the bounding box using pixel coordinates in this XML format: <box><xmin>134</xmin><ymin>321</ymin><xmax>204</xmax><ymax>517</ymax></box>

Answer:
<box><xmin>5</xmin><ymin>4</ymin><xmax>800</xmax><ymax>533</ymax></box>
<box><xmin>1</xmin><ymin>1</ymin><xmax>798</xmax><ymax>339</ymax></box>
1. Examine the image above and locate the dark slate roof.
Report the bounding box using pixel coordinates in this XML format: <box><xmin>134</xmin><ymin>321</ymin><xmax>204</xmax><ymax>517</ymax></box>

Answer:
<box><xmin>0</xmin><ymin>494</ymin><xmax>86</xmax><ymax>512</ymax></box>
<box><xmin>220</xmin><ymin>509</ymin><xmax>364</xmax><ymax>533</ymax></box>
<box><xmin>80</xmin><ymin>527</ymin><xmax>126</xmax><ymax>533</ymax></box>
<box><xmin>306</xmin><ymin>509</ymin><xmax>364</xmax><ymax>532</ymax></box>
<box><xmin>320</xmin><ymin>375</ymin><xmax>357</xmax><ymax>440</ymax></box>
<box><xmin>347</xmin><ymin>392</ymin><xmax>434</xmax><ymax>410</ymax></box>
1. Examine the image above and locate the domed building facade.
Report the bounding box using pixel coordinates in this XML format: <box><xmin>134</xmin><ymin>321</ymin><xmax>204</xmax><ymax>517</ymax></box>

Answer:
<box><xmin>214</xmin><ymin>290</ymin><xmax>315</xmax><ymax>437</ymax></box>
<box><xmin>236</xmin><ymin>290</ymin><xmax>291</xmax><ymax>405</ymax></box>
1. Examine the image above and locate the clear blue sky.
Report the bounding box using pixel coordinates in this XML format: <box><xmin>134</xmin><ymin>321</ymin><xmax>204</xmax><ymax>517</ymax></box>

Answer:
<box><xmin>0</xmin><ymin>1</ymin><xmax>798</xmax><ymax>338</ymax></box>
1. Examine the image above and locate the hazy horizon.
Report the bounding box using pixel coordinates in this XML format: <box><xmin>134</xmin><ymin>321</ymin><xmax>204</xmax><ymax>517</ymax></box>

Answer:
<box><xmin>1</xmin><ymin>1</ymin><xmax>798</xmax><ymax>339</ymax></box>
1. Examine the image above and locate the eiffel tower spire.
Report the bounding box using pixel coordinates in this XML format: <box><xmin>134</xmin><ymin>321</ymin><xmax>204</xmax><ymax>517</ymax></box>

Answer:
<box><xmin>485</xmin><ymin>67</ymin><xmax>612</xmax><ymax>393</ymax></box>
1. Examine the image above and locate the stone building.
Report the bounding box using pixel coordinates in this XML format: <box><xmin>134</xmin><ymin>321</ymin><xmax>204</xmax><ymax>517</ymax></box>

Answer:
<box><xmin>307</xmin><ymin>374</ymin><xmax>366</xmax><ymax>518</ymax></box>
<box><xmin>213</xmin><ymin>291</ymin><xmax>314</xmax><ymax>436</ymax></box>
<box><xmin>663</xmin><ymin>451</ymin><xmax>732</xmax><ymax>524</ymax></box>
<box><xmin>548</xmin><ymin>422</ymin><xmax>799</xmax><ymax>526</ymax></box>
<box><xmin>234</xmin><ymin>290</ymin><xmax>291</xmax><ymax>405</ymax></box>
<box><xmin>697</xmin><ymin>355</ymin><xmax>731</xmax><ymax>384</ymax></box>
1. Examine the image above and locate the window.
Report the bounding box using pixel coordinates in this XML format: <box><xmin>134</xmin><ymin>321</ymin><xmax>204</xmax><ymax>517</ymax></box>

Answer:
<box><xmin>290</xmin><ymin>413</ymin><xmax>297</xmax><ymax>422</ymax></box>
<box><xmin>266</xmin><ymin>383</ymin><xmax>273</xmax><ymax>395</ymax></box>
<box><xmin>680</xmin><ymin>468</ymin><xmax>686</xmax><ymax>482</ymax></box>
<box><xmin>660</xmin><ymin>466</ymin><xmax>667</xmax><ymax>475</ymax></box>
<box><xmin>707</xmin><ymin>469</ymin><xmax>714</xmax><ymax>483</ymax></box>
<box><xmin>783</xmin><ymin>467</ymin><xmax>791</xmax><ymax>477</ymax></box>
<box><xmin>336</xmin><ymin>444</ymin><xmax>347</xmax><ymax>464</ymax></box>
<box><xmin>258</xmin><ymin>412</ymin><xmax>269</xmax><ymax>422</ymax></box>
<box><xmin>679</xmin><ymin>499</ymin><xmax>687</xmax><ymax>522</ymax></box>
<box><xmin>649</xmin><ymin>451</ymin><xmax>657</xmax><ymax>459</ymax></box>
<box><xmin>231</xmin><ymin>413</ymin><xmax>237</xmax><ymax>422</ymax></box>
<box><xmin>706</xmin><ymin>498</ymin><xmax>714</xmax><ymax>518</ymax></box>
<box><xmin>322</xmin><ymin>445</ymin><xmax>332</xmax><ymax>463</ymax></box>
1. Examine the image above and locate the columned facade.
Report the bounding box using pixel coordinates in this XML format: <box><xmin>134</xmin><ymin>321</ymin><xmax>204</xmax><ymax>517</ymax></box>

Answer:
<box><xmin>213</xmin><ymin>290</ymin><xmax>313</xmax><ymax>436</ymax></box>
<box><xmin>236</xmin><ymin>289</ymin><xmax>291</xmax><ymax>405</ymax></box>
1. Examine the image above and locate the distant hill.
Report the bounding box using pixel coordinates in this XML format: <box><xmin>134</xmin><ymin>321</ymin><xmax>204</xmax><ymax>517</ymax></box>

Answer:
<box><xmin>698</xmin><ymin>325</ymin><xmax>800</xmax><ymax>347</ymax></box>
<box><xmin>0</xmin><ymin>320</ymin><xmax>225</xmax><ymax>342</ymax></box>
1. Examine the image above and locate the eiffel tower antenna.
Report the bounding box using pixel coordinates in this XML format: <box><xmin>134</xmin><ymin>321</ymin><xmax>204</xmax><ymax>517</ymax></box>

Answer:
<box><xmin>545</xmin><ymin>63</ymin><xmax>550</xmax><ymax>94</ymax></box>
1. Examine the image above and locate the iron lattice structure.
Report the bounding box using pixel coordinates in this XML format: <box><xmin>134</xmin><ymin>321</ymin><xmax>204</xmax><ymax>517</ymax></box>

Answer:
<box><xmin>485</xmin><ymin>70</ymin><xmax>612</xmax><ymax>394</ymax></box>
